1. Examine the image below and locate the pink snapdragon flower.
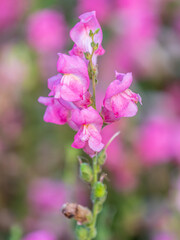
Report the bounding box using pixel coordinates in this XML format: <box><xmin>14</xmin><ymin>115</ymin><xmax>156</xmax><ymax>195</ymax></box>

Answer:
<box><xmin>27</xmin><ymin>10</ymin><xmax>67</xmax><ymax>53</ymax></box>
<box><xmin>38</xmin><ymin>74</ymin><xmax>77</xmax><ymax>125</ymax></box>
<box><xmin>71</xmin><ymin>106</ymin><xmax>104</xmax><ymax>155</ymax></box>
<box><xmin>70</xmin><ymin>11</ymin><xmax>105</xmax><ymax>63</ymax></box>
<box><xmin>23</xmin><ymin>230</ymin><xmax>56</xmax><ymax>240</ymax></box>
<box><xmin>57</xmin><ymin>53</ymin><xmax>90</xmax><ymax>101</ymax></box>
<box><xmin>38</xmin><ymin>97</ymin><xmax>71</xmax><ymax>125</ymax></box>
<box><xmin>102</xmin><ymin>72</ymin><xmax>142</xmax><ymax>122</ymax></box>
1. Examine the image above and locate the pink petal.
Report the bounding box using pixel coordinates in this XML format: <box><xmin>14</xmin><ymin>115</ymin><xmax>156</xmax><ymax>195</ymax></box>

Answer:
<box><xmin>70</xmin><ymin>11</ymin><xmax>103</xmax><ymax>54</ymax></box>
<box><xmin>39</xmin><ymin>97</ymin><xmax>69</xmax><ymax>125</ymax></box>
<box><xmin>71</xmin><ymin>107</ymin><xmax>103</xmax><ymax>129</ymax></box>
<box><xmin>101</xmin><ymin>106</ymin><xmax>118</xmax><ymax>123</ymax></box>
<box><xmin>104</xmin><ymin>72</ymin><xmax>133</xmax><ymax>101</ymax></box>
<box><xmin>88</xmin><ymin>125</ymin><xmax>104</xmax><ymax>152</ymax></box>
<box><xmin>111</xmin><ymin>93</ymin><xmax>138</xmax><ymax>118</ymax></box>
<box><xmin>38</xmin><ymin>96</ymin><xmax>53</xmax><ymax>106</ymax></box>
<box><xmin>48</xmin><ymin>74</ymin><xmax>62</xmax><ymax>91</ymax></box>
<box><xmin>57</xmin><ymin>53</ymin><xmax>89</xmax><ymax>80</ymax></box>
<box><xmin>69</xmin><ymin>44</ymin><xmax>84</xmax><ymax>58</ymax></box>
<box><xmin>74</xmin><ymin>91</ymin><xmax>91</xmax><ymax>108</ymax></box>
<box><xmin>83</xmin><ymin>143</ymin><xmax>96</xmax><ymax>157</ymax></box>
<box><xmin>72</xmin><ymin>128</ymin><xmax>86</xmax><ymax>149</ymax></box>
<box><xmin>60</xmin><ymin>74</ymin><xmax>84</xmax><ymax>101</ymax></box>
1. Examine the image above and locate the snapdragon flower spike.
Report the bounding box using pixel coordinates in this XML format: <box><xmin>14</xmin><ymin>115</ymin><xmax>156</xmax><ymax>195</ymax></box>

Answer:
<box><xmin>102</xmin><ymin>72</ymin><xmax>142</xmax><ymax>123</ymax></box>
<box><xmin>70</xmin><ymin>11</ymin><xmax>105</xmax><ymax>63</ymax></box>
<box><xmin>71</xmin><ymin>106</ymin><xmax>104</xmax><ymax>155</ymax></box>
<box><xmin>57</xmin><ymin>53</ymin><xmax>90</xmax><ymax>102</ymax></box>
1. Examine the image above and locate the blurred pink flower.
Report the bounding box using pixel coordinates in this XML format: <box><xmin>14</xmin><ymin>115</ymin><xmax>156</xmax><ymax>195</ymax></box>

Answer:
<box><xmin>23</xmin><ymin>230</ymin><xmax>56</xmax><ymax>240</ymax></box>
<box><xmin>102</xmin><ymin>72</ymin><xmax>142</xmax><ymax>123</ymax></box>
<box><xmin>76</xmin><ymin>0</ymin><xmax>111</xmax><ymax>24</ymax></box>
<box><xmin>135</xmin><ymin>116</ymin><xmax>172</xmax><ymax>166</ymax></box>
<box><xmin>112</xmin><ymin>0</ymin><xmax>160</xmax><ymax>75</ymax></box>
<box><xmin>71</xmin><ymin>106</ymin><xmax>104</xmax><ymax>155</ymax></box>
<box><xmin>0</xmin><ymin>0</ymin><xmax>27</xmax><ymax>31</ymax></box>
<box><xmin>172</xmin><ymin>122</ymin><xmax>180</xmax><ymax>163</ymax></box>
<box><xmin>28</xmin><ymin>179</ymin><xmax>68</xmax><ymax>212</ymax></box>
<box><xmin>152</xmin><ymin>232</ymin><xmax>175</xmax><ymax>240</ymax></box>
<box><xmin>57</xmin><ymin>53</ymin><xmax>90</xmax><ymax>101</ymax></box>
<box><xmin>27</xmin><ymin>10</ymin><xmax>67</xmax><ymax>53</ymax></box>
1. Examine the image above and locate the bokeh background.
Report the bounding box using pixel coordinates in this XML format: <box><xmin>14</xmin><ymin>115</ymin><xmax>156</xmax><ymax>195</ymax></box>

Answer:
<box><xmin>0</xmin><ymin>0</ymin><xmax>180</xmax><ymax>239</ymax></box>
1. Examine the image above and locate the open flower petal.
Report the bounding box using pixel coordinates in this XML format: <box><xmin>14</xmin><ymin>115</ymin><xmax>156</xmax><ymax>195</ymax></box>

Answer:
<box><xmin>70</xmin><ymin>11</ymin><xmax>103</xmax><ymax>54</ymax></box>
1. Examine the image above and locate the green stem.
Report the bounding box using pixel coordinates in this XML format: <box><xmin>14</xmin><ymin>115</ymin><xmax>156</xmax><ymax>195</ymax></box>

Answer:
<box><xmin>88</xmin><ymin>154</ymin><xmax>102</xmax><ymax>240</ymax></box>
<box><xmin>89</xmin><ymin>48</ymin><xmax>96</xmax><ymax>109</ymax></box>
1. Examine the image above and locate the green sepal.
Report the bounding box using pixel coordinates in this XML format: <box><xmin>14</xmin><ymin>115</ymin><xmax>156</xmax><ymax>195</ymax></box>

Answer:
<box><xmin>91</xmin><ymin>41</ymin><xmax>95</xmax><ymax>48</ymax></box>
<box><xmin>80</xmin><ymin>163</ymin><xmax>93</xmax><ymax>183</ymax></box>
<box><xmin>84</xmin><ymin>52</ymin><xmax>91</xmax><ymax>60</ymax></box>
<box><xmin>88</xmin><ymin>62</ymin><xmax>92</xmax><ymax>79</ymax></box>
<box><xmin>76</xmin><ymin>225</ymin><xmax>89</xmax><ymax>240</ymax></box>
<box><xmin>97</xmin><ymin>149</ymin><xmax>107</xmax><ymax>166</ymax></box>
<box><xmin>93</xmin><ymin>182</ymin><xmax>107</xmax><ymax>199</ymax></box>
<box><xmin>89</xmin><ymin>29</ymin><xmax>94</xmax><ymax>37</ymax></box>
<box><xmin>94</xmin><ymin>43</ymin><xmax>99</xmax><ymax>51</ymax></box>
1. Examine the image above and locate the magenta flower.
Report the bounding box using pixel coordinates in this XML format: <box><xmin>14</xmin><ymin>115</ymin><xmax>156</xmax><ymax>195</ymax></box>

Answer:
<box><xmin>102</xmin><ymin>72</ymin><xmax>142</xmax><ymax>122</ymax></box>
<box><xmin>23</xmin><ymin>230</ymin><xmax>56</xmax><ymax>240</ymax></box>
<box><xmin>57</xmin><ymin>53</ymin><xmax>90</xmax><ymax>101</ymax></box>
<box><xmin>27</xmin><ymin>10</ymin><xmax>67</xmax><ymax>53</ymax></box>
<box><xmin>71</xmin><ymin>106</ymin><xmax>104</xmax><ymax>154</ymax></box>
<box><xmin>38</xmin><ymin>97</ymin><xmax>70</xmax><ymax>125</ymax></box>
<box><xmin>70</xmin><ymin>11</ymin><xmax>105</xmax><ymax>62</ymax></box>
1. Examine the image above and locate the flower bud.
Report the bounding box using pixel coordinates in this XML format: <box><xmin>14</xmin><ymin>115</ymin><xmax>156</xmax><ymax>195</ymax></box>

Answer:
<box><xmin>76</xmin><ymin>225</ymin><xmax>89</xmax><ymax>240</ymax></box>
<box><xmin>93</xmin><ymin>182</ymin><xmax>107</xmax><ymax>199</ymax></box>
<box><xmin>94</xmin><ymin>28</ymin><xmax>100</xmax><ymax>34</ymax></box>
<box><xmin>97</xmin><ymin>149</ymin><xmax>107</xmax><ymax>166</ymax></box>
<box><xmin>62</xmin><ymin>203</ymin><xmax>92</xmax><ymax>224</ymax></box>
<box><xmin>91</xmin><ymin>41</ymin><xmax>95</xmax><ymax>48</ymax></box>
<box><xmin>94</xmin><ymin>43</ymin><xmax>99</xmax><ymax>51</ymax></box>
<box><xmin>89</xmin><ymin>30</ymin><xmax>93</xmax><ymax>37</ymax></box>
<box><xmin>84</xmin><ymin>52</ymin><xmax>91</xmax><ymax>60</ymax></box>
<box><xmin>80</xmin><ymin>163</ymin><xmax>93</xmax><ymax>183</ymax></box>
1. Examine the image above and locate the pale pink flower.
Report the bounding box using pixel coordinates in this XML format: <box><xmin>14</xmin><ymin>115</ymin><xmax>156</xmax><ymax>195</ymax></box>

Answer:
<box><xmin>23</xmin><ymin>230</ymin><xmax>56</xmax><ymax>240</ymax></box>
<box><xmin>70</xmin><ymin>11</ymin><xmax>105</xmax><ymax>63</ymax></box>
<box><xmin>71</xmin><ymin>106</ymin><xmax>104</xmax><ymax>154</ymax></box>
<box><xmin>57</xmin><ymin>53</ymin><xmax>90</xmax><ymax>101</ymax></box>
<box><xmin>27</xmin><ymin>10</ymin><xmax>67</xmax><ymax>53</ymax></box>
<box><xmin>102</xmin><ymin>72</ymin><xmax>142</xmax><ymax>122</ymax></box>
